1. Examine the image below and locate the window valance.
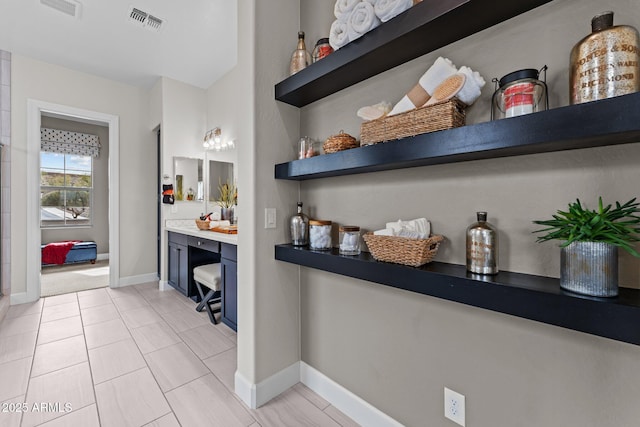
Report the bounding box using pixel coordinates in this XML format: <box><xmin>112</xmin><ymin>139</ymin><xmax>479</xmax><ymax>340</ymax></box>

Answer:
<box><xmin>41</xmin><ymin>128</ymin><xmax>101</xmax><ymax>157</ymax></box>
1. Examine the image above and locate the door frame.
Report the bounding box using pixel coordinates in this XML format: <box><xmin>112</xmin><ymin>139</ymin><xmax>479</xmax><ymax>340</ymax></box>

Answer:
<box><xmin>26</xmin><ymin>99</ymin><xmax>120</xmax><ymax>302</ymax></box>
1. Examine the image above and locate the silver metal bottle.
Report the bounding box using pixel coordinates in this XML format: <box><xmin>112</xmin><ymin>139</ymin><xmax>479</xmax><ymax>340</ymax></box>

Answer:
<box><xmin>290</xmin><ymin>202</ymin><xmax>309</xmax><ymax>246</ymax></box>
<box><xmin>466</xmin><ymin>212</ymin><xmax>499</xmax><ymax>275</ymax></box>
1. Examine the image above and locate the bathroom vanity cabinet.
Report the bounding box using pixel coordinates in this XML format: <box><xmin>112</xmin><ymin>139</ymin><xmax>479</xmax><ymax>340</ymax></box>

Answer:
<box><xmin>167</xmin><ymin>230</ymin><xmax>238</xmax><ymax>331</ymax></box>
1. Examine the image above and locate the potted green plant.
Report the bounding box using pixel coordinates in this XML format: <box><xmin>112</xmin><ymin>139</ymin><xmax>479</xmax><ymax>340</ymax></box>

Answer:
<box><xmin>216</xmin><ymin>179</ymin><xmax>237</xmax><ymax>222</ymax></box>
<box><xmin>533</xmin><ymin>197</ymin><xmax>640</xmax><ymax>297</ymax></box>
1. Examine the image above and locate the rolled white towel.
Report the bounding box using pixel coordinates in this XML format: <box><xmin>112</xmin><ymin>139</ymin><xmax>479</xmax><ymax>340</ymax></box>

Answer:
<box><xmin>389</xmin><ymin>57</ymin><xmax>458</xmax><ymax>115</ymax></box>
<box><xmin>364</xmin><ymin>0</ymin><xmax>380</xmax><ymax>5</ymax></box>
<box><xmin>329</xmin><ymin>19</ymin><xmax>350</xmax><ymax>50</ymax></box>
<box><xmin>357</xmin><ymin>101</ymin><xmax>392</xmax><ymax>121</ymax></box>
<box><xmin>455</xmin><ymin>66</ymin><xmax>486</xmax><ymax>106</ymax></box>
<box><xmin>374</xmin><ymin>0</ymin><xmax>413</xmax><ymax>22</ymax></box>
<box><xmin>347</xmin><ymin>2</ymin><xmax>381</xmax><ymax>42</ymax></box>
<box><xmin>334</xmin><ymin>0</ymin><xmax>361</xmax><ymax>22</ymax></box>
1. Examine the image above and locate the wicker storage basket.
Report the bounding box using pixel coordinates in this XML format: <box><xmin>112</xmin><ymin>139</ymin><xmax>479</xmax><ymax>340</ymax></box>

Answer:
<box><xmin>195</xmin><ymin>219</ymin><xmax>210</xmax><ymax>230</ymax></box>
<box><xmin>360</xmin><ymin>98</ymin><xmax>465</xmax><ymax>146</ymax></box>
<box><xmin>323</xmin><ymin>131</ymin><xmax>359</xmax><ymax>153</ymax></box>
<box><xmin>363</xmin><ymin>233</ymin><xmax>443</xmax><ymax>267</ymax></box>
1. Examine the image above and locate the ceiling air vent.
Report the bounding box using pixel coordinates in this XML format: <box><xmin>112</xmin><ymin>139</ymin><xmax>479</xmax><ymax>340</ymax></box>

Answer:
<box><xmin>128</xmin><ymin>6</ymin><xmax>165</xmax><ymax>32</ymax></box>
<box><xmin>40</xmin><ymin>0</ymin><xmax>82</xmax><ymax>19</ymax></box>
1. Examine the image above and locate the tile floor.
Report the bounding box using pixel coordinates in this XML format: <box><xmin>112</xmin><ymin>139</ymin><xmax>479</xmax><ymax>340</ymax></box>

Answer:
<box><xmin>0</xmin><ymin>282</ymin><xmax>359</xmax><ymax>427</ymax></box>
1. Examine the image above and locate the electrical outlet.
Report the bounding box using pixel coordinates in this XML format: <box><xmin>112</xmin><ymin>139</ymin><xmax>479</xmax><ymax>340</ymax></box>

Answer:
<box><xmin>444</xmin><ymin>387</ymin><xmax>465</xmax><ymax>426</ymax></box>
<box><xmin>265</xmin><ymin>208</ymin><xmax>276</xmax><ymax>229</ymax></box>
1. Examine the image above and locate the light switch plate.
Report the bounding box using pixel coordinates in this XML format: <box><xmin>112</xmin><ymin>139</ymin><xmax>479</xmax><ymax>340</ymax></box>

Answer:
<box><xmin>265</xmin><ymin>208</ymin><xmax>276</xmax><ymax>229</ymax></box>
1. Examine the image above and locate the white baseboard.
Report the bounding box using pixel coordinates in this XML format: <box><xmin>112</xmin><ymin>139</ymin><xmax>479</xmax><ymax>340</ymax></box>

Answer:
<box><xmin>300</xmin><ymin>362</ymin><xmax>403</xmax><ymax>427</ymax></box>
<box><xmin>117</xmin><ymin>273</ymin><xmax>158</xmax><ymax>287</ymax></box>
<box><xmin>10</xmin><ymin>292</ymin><xmax>31</xmax><ymax>305</ymax></box>
<box><xmin>158</xmin><ymin>280</ymin><xmax>171</xmax><ymax>291</ymax></box>
<box><xmin>96</xmin><ymin>253</ymin><xmax>109</xmax><ymax>261</ymax></box>
<box><xmin>235</xmin><ymin>361</ymin><xmax>301</xmax><ymax>409</ymax></box>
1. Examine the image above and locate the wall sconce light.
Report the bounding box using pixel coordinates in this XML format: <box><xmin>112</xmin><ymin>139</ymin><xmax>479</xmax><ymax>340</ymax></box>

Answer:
<box><xmin>203</xmin><ymin>128</ymin><xmax>235</xmax><ymax>151</ymax></box>
<box><xmin>203</xmin><ymin>127</ymin><xmax>222</xmax><ymax>150</ymax></box>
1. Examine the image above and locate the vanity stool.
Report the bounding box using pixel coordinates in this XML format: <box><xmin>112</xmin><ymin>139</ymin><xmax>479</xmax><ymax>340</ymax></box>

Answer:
<box><xmin>193</xmin><ymin>263</ymin><xmax>222</xmax><ymax>324</ymax></box>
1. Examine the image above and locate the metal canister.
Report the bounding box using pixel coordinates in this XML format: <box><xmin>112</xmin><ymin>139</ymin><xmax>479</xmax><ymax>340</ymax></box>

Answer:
<box><xmin>466</xmin><ymin>212</ymin><xmax>499</xmax><ymax>275</ymax></box>
<box><xmin>570</xmin><ymin>11</ymin><xmax>640</xmax><ymax>104</ymax></box>
<box><xmin>290</xmin><ymin>202</ymin><xmax>309</xmax><ymax>246</ymax></box>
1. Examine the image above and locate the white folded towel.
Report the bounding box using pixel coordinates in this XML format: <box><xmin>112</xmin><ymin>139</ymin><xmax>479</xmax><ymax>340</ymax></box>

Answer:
<box><xmin>454</xmin><ymin>66</ymin><xmax>486</xmax><ymax>106</ymax></box>
<box><xmin>347</xmin><ymin>2</ymin><xmax>381</xmax><ymax>42</ymax></box>
<box><xmin>389</xmin><ymin>57</ymin><xmax>458</xmax><ymax>115</ymax></box>
<box><xmin>386</xmin><ymin>218</ymin><xmax>431</xmax><ymax>238</ymax></box>
<box><xmin>329</xmin><ymin>19</ymin><xmax>350</xmax><ymax>50</ymax></box>
<box><xmin>334</xmin><ymin>0</ymin><xmax>361</xmax><ymax>22</ymax></box>
<box><xmin>373</xmin><ymin>228</ymin><xmax>395</xmax><ymax>236</ymax></box>
<box><xmin>374</xmin><ymin>0</ymin><xmax>414</xmax><ymax>22</ymax></box>
<box><xmin>208</xmin><ymin>220</ymin><xmax>231</xmax><ymax>229</ymax></box>
<box><xmin>364</xmin><ymin>0</ymin><xmax>380</xmax><ymax>5</ymax></box>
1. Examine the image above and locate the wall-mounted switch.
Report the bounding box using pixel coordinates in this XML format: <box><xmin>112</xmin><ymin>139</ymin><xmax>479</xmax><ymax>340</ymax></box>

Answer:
<box><xmin>265</xmin><ymin>208</ymin><xmax>276</xmax><ymax>229</ymax></box>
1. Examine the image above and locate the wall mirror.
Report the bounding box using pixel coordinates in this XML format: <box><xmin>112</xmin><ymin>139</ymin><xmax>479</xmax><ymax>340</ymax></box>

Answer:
<box><xmin>174</xmin><ymin>157</ymin><xmax>204</xmax><ymax>202</ymax></box>
<box><xmin>208</xmin><ymin>160</ymin><xmax>234</xmax><ymax>203</ymax></box>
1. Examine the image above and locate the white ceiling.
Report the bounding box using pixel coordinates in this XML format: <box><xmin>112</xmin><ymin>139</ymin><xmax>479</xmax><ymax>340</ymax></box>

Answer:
<box><xmin>0</xmin><ymin>0</ymin><xmax>238</xmax><ymax>89</ymax></box>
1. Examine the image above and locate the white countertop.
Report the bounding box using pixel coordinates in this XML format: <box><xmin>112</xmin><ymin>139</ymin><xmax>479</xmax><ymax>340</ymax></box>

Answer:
<box><xmin>165</xmin><ymin>220</ymin><xmax>238</xmax><ymax>245</ymax></box>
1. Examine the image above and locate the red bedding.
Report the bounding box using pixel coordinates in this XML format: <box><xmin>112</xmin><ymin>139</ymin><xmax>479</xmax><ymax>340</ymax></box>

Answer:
<box><xmin>42</xmin><ymin>240</ymin><xmax>81</xmax><ymax>265</ymax></box>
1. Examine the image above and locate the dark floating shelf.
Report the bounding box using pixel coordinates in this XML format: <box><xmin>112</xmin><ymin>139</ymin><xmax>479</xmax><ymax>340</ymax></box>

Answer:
<box><xmin>275</xmin><ymin>92</ymin><xmax>640</xmax><ymax>180</ymax></box>
<box><xmin>275</xmin><ymin>244</ymin><xmax>640</xmax><ymax>346</ymax></box>
<box><xmin>275</xmin><ymin>0</ymin><xmax>553</xmax><ymax>107</ymax></box>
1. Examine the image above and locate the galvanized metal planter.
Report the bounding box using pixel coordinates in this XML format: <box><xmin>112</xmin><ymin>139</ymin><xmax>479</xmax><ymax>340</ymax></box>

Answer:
<box><xmin>560</xmin><ymin>241</ymin><xmax>618</xmax><ymax>297</ymax></box>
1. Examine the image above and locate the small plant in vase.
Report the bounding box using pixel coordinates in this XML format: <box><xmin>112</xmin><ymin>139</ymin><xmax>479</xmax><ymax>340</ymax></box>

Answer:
<box><xmin>533</xmin><ymin>197</ymin><xmax>640</xmax><ymax>297</ymax></box>
<box><xmin>216</xmin><ymin>179</ymin><xmax>237</xmax><ymax>223</ymax></box>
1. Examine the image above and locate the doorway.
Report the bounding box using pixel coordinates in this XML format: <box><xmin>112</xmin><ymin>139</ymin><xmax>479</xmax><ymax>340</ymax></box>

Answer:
<box><xmin>25</xmin><ymin>100</ymin><xmax>120</xmax><ymax>303</ymax></box>
<box><xmin>39</xmin><ymin>115</ymin><xmax>110</xmax><ymax>297</ymax></box>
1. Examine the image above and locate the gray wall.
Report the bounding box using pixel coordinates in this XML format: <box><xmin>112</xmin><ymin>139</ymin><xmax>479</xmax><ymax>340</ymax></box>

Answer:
<box><xmin>299</xmin><ymin>0</ymin><xmax>640</xmax><ymax>425</ymax></box>
<box><xmin>40</xmin><ymin>116</ymin><xmax>109</xmax><ymax>254</ymax></box>
<box><xmin>0</xmin><ymin>50</ymin><xmax>10</xmax><ymax>308</ymax></box>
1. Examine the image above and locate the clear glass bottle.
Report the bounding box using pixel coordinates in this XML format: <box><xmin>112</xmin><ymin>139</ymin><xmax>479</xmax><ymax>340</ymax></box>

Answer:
<box><xmin>290</xmin><ymin>202</ymin><xmax>309</xmax><ymax>246</ymax></box>
<box><xmin>466</xmin><ymin>212</ymin><xmax>498</xmax><ymax>275</ymax></box>
<box><xmin>570</xmin><ymin>11</ymin><xmax>640</xmax><ymax>104</ymax></box>
<box><xmin>339</xmin><ymin>226</ymin><xmax>360</xmax><ymax>255</ymax></box>
<box><xmin>297</xmin><ymin>136</ymin><xmax>317</xmax><ymax>160</ymax></box>
<box><xmin>289</xmin><ymin>31</ymin><xmax>312</xmax><ymax>76</ymax></box>
<box><xmin>309</xmin><ymin>220</ymin><xmax>332</xmax><ymax>250</ymax></box>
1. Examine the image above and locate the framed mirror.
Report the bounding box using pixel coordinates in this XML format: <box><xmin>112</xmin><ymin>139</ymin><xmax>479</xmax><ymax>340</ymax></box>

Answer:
<box><xmin>208</xmin><ymin>160</ymin><xmax>234</xmax><ymax>203</ymax></box>
<box><xmin>173</xmin><ymin>157</ymin><xmax>204</xmax><ymax>202</ymax></box>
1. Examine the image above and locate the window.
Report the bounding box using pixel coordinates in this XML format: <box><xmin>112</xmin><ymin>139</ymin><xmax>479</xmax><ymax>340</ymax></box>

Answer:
<box><xmin>40</xmin><ymin>152</ymin><xmax>93</xmax><ymax>227</ymax></box>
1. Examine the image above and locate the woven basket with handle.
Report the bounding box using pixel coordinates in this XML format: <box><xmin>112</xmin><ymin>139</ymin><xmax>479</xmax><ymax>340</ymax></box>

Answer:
<box><xmin>363</xmin><ymin>233</ymin><xmax>443</xmax><ymax>267</ymax></box>
<box><xmin>360</xmin><ymin>98</ymin><xmax>465</xmax><ymax>146</ymax></box>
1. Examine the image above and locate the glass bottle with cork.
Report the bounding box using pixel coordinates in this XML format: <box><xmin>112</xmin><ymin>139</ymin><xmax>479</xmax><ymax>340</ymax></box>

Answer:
<box><xmin>289</xmin><ymin>31</ymin><xmax>312</xmax><ymax>76</ymax></box>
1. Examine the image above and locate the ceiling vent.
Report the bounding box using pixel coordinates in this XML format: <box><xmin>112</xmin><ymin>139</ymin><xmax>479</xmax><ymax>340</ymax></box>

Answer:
<box><xmin>128</xmin><ymin>6</ymin><xmax>165</xmax><ymax>32</ymax></box>
<box><xmin>40</xmin><ymin>0</ymin><xmax>82</xmax><ymax>19</ymax></box>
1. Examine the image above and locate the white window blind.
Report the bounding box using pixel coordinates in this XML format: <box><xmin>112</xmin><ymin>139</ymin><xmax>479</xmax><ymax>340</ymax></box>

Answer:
<box><xmin>41</xmin><ymin>128</ymin><xmax>101</xmax><ymax>158</ymax></box>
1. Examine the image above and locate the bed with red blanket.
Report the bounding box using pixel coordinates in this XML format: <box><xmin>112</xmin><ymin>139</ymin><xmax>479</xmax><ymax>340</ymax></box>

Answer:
<box><xmin>41</xmin><ymin>241</ymin><xmax>97</xmax><ymax>266</ymax></box>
